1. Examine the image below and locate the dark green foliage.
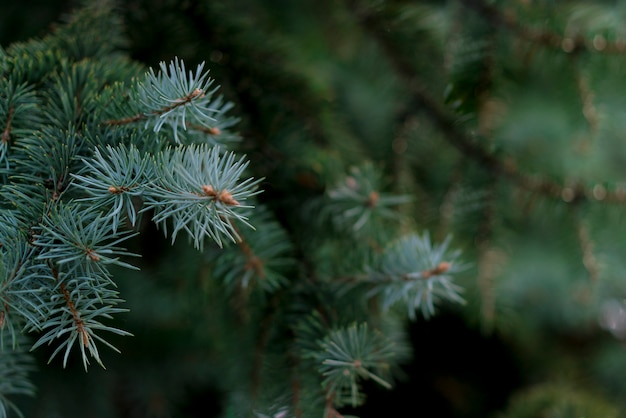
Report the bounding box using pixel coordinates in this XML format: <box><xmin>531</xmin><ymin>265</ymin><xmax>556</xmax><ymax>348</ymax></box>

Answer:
<box><xmin>3</xmin><ymin>0</ymin><xmax>626</xmax><ymax>417</ymax></box>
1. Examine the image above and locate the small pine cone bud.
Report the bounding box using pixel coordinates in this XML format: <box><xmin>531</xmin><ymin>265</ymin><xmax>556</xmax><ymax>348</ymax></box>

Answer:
<box><xmin>109</xmin><ymin>186</ymin><xmax>129</xmax><ymax>194</ymax></box>
<box><xmin>217</xmin><ymin>189</ymin><xmax>240</xmax><ymax>206</ymax></box>
<box><xmin>208</xmin><ymin>127</ymin><xmax>222</xmax><ymax>136</ymax></box>
<box><xmin>366</xmin><ymin>190</ymin><xmax>380</xmax><ymax>207</ymax></box>
<box><xmin>202</xmin><ymin>184</ymin><xmax>217</xmax><ymax>197</ymax></box>
<box><xmin>191</xmin><ymin>88</ymin><xmax>204</xmax><ymax>98</ymax></box>
<box><xmin>421</xmin><ymin>261</ymin><xmax>451</xmax><ymax>279</ymax></box>
<box><xmin>87</xmin><ymin>249</ymin><xmax>100</xmax><ymax>262</ymax></box>
<box><xmin>435</xmin><ymin>261</ymin><xmax>451</xmax><ymax>274</ymax></box>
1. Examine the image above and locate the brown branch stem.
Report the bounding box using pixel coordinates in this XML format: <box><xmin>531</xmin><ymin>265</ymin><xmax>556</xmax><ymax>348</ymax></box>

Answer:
<box><xmin>52</xmin><ymin>266</ymin><xmax>89</xmax><ymax>347</ymax></box>
<box><xmin>0</xmin><ymin>302</ymin><xmax>8</xmax><ymax>329</ymax></box>
<box><xmin>2</xmin><ymin>106</ymin><xmax>14</xmax><ymax>144</ymax></box>
<box><xmin>103</xmin><ymin>113</ymin><xmax>145</xmax><ymax>126</ymax></box>
<box><xmin>59</xmin><ymin>283</ymin><xmax>89</xmax><ymax>347</ymax></box>
<box><xmin>103</xmin><ymin>88</ymin><xmax>204</xmax><ymax>126</ymax></box>
<box><xmin>574</xmin><ymin>216</ymin><xmax>600</xmax><ymax>283</ymax></box>
<box><xmin>324</xmin><ymin>395</ymin><xmax>344</xmax><ymax>418</ymax></box>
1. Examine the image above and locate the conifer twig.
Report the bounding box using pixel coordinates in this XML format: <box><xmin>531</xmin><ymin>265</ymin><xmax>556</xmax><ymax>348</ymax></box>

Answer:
<box><xmin>103</xmin><ymin>88</ymin><xmax>205</xmax><ymax>126</ymax></box>
<box><xmin>574</xmin><ymin>216</ymin><xmax>600</xmax><ymax>283</ymax></box>
<box><xmin>52</xmin><ymin>265</ymin><xmax>89</xmax><ymax>347</ymax></box>
<box><xmin>230</xmin><ymin>218</ymin><xmax>264</xmax><ymax>289</ymax></box>
<box><xmin>570</xmin><ymin>58</ymin><xmax>599</xmax><ymax>136</ymax></box>
<box><xmin>59</xmin><ymin>282</ymin><xmax>89</xmax><ymax>347</ymax></box>
<box><xmin>102</xmin><ymin>113</ymin><xmax>145</xmax><ymax>126</ymax></box>
<box><xmin>0</xmin><ymin>302</ymin><xmax>8</xmax><ymax>329</ymax></box>
<box><xmin>1</xmin><ymin>106</ymin><xmax>14</xmax><ymax>144</ymax></box>
<box><xmin>324</xmin><ymin>395</ymin><xmax>343</xmax><ymax>418</ymax></box>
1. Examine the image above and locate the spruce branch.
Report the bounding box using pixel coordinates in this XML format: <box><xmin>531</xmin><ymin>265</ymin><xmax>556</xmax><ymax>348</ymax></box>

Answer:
<box><xmin>105</xmin><ymin>58</ymin><xmax>220</xmax><ymax>143</ymax></box>
<box><xmin>144</xmin><ymin>144</ymin><xmax>262</xmax><ymax>249</ymax></box>
<box><xmin>23</xmin><ymin>202</ymin><xmax>137</xmax><ymax>371</ymax></box>
<box><xmin>315</xmin><ymin>323</ymin><xmax>396</xmax><ymax>408</ymax></box>
<box><xmin>30</xmin><ymin>268</ymin><xmax>132</xmax><ymax>371</ymax></box>
<box><xmin>1</xmin><ymin>106</ymin><xmax>13</xmax><ymax>145</ymax></box>
<box><xmin>33</xmin><ymin>204</ymin><xmax>139</xmax><ymax>277</ymax></box>
<box><xmin>323</xmin><ymin>163</ymin><xmax>412</xmax><ymax>246</ymax></box>
<box><xmin>366</xmin><ymin>233</ymin><xmax>466</xmax><ymax>319</ymax></box>
<box><xmin>103</xmin><ymin>112</ymin><xmax>145</xmax><ymax>126</ymax></box>
<box><xmin>71</xmin><ymin>144</ymin><xmax>151</xmax><ymax>231</ymax></box>
<box><xmin>0</xmin><ymin>50</ymin><xmax>263</xmax><ymax>385</ymax></box>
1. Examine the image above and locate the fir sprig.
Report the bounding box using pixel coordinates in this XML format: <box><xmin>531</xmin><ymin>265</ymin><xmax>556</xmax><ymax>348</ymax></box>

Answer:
<box><xmin>33</xmin><ymin>203</ymin><xmax>139</xmax><ymax>277</ymax></box>
<box><xmin>71</xmin><ymin>144</ymin><xmax>151</xmax><ymax>231</ymax></box>
<box><xmin>138</xmin><ymin>58</ymin><xmax>219</xmax><ymax>142</ymax></box>
<box><xmin>325</xmin><ymin>163</ymin><xmax>412</xmax><ymax>236</ymax></box>
<box><xmin>144</xmin><ymin>144</ymin><xmax>262</xmax><ymax>249</ymax></box>
<box><xmin>367</xmin><ymin>233</ymin><xmax>467</xmax><ymax>319</ymax></box>
<box><xmin>316</xmin><ymin>322</ymin><xmax>396</xmax><ymax>408</ymax></box>
<box><xmin>29</xmin><ymin>276</ymin><xmax>131</xmax><ymax>370</ymax></box>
